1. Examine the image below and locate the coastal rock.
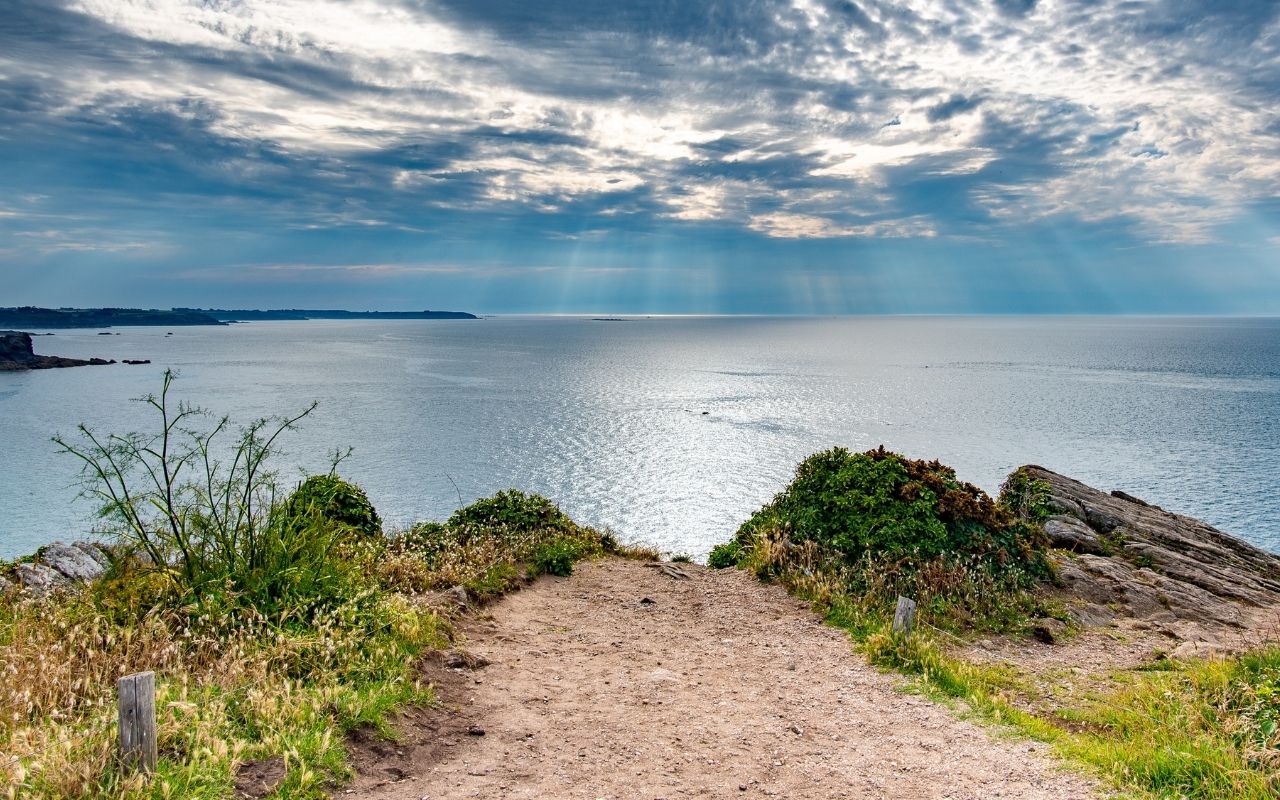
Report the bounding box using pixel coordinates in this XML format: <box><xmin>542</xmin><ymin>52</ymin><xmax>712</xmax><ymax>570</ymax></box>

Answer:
<box><xmin>0</xmin><ymin>330</ymin><xmax>115</xmax><ymax>370</ymax></box>
<box><xmin>40</xmin><ymin>541</ymin><xmax>106</xmax><ymax>582</ymax></box>
<box><xmin>1021</xmin><ymin>466</ymin><xmax>1280</xmax><ymax>629</ymax></box>
<box><xmin>13</xmin><ymin>563</ymin><xmax>70</xmax><ymax>596</ymax></box>
<box><xmin>4</xmin><ymin>539</ymin><xmax>112</xmax><ymax>596</ymax></box>
<box><xmin>1043</xmin><ymin>515</ymin><xmax>1105</xmax><ymax>555</ymax></box>
<box><xmin>1029</xmin><ymin>618</ymin><xmax>1068</xmax><ymax>644</ymax></box>
<box><xmin>1171</xmin><ymin>640</ymin><xmax>1227</xmax><ymax>661</ymax></box>
<box><xmin>73</xmin><ymin>541</ymin><xmax>111</xmax><ymax>570</ymax></box>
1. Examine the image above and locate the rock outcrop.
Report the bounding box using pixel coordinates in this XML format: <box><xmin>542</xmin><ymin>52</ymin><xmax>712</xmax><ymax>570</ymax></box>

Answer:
<box><xmin>1022</xmin><ymin>466</ymin><xmax>1280</xmax><ymax>629</ymax></box>
<box><xmin>0</xmin><ymin>330</ymin><xmax>115</xmax><ymax>370</ymax></box>
<box><xmin>2</xmin><ymin>540</ymin><xmax>112</xmax><ymax>596</ymax></box>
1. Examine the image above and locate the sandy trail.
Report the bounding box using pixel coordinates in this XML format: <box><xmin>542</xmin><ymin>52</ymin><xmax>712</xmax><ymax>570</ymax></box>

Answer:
<box><xmin>350</xmin><ymin>558</ymin><xmax>1098</xmax><ymax>799</ymax></box>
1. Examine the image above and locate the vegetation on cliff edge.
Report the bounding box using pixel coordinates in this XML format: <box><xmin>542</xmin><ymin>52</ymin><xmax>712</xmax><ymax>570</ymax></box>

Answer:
<box><xmin>709</xmin><ymin>446</ymin><xmax>1279</xmax><ymax>799</ymax></box>
<box><xmin>709</xmin><ymin>446</ymin><xmax>1055</xmax><ymax>632</ymax></box>
<box><xmin>1</xmin><ymin>376</ymin><xmax>615</xmax><ymax>799</ymax></box>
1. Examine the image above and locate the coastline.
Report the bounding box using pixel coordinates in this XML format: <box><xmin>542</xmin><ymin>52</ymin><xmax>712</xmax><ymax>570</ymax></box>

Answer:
<box><xmin>3</xmin><ymin>456</ymin><xmax>1278</xmax><ymax>799</ymax></box>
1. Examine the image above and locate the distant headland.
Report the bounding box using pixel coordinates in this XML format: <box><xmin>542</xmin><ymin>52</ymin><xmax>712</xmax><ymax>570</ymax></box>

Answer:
<box><xmin>179</xmin><ymin>308</ymin><xmax>478</xmax><ymax>321</ymax></box>
<box><xmin>0</xmin><ymin>306</ymin><xmax>477</xmax><ymax>328</ymax></box>
<box><xmin>0</xmin><ymin>307</ymin><xmax>226</xmax><ymax>328</ymax></box>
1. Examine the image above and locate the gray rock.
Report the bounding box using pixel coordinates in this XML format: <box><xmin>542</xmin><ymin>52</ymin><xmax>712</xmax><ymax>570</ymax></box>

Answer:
<box><xmin>0</xmin><ymin>573</ymin><xmax>11</xmax><ymax>592</ymax></box>
<box><xmin>1044</xmin><ymin>515</ymin><xmax>1106</xmax><ymax>555</ymax></box>
<box><xmin>0</xmin><ymin>331</ymin><xmax>114</xmax><ymax>370</ymax></box>
<box><xmin>72</xmin><ymin>541</ymin><xmax>111</xmax><ymax>570</ymax></box>
<box><xmin>1111</xmin><ymin>490</ymin><xmax>1152</xmax><ymax>508</ymax></box>
<box><xmin>14</xmin><ymin>563</ymin><xmax>70</xmax><ymax>596</ymax></box>
<box><xmin>1017</xmin><ymin>465</ymin><xmax>1280</xmax><ymax>629</ymax></box>
<box><xmin>446</xmin><ymin>585</ymin><xmax>471</xmax><ymax>609</ymax></box>
<box><xmin>40</xmin><ymin>541</ymin><xmax>106</xmax><ymax>582</ymax></box>
<box><xmin>1029</xmin><ymin>618</ymin><xmax>1068</xmax><ymax>644</ymax></box>
<box><xmin>1171</xmin><ymin>640</ymin><xmax>1226</xmax><ymax>661</ymax></box>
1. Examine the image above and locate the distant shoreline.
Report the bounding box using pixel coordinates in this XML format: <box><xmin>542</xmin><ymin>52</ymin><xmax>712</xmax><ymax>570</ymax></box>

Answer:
<box><xmin>0</xmin><ymin>306</ymin><xmax>478</xmax><ymax>328</ymax></box>
<box><xmin>181</xmin><ymin>308</ymin><xmax>478</xmax><ymax>321</ymax></box>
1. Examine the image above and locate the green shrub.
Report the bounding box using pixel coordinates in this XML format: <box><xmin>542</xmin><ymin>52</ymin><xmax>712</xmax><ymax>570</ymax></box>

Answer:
<box><xmin>707</xmin><ymin>541</ymin><xmax>741</xmax><ymax>569</ymax></box>
<box><xmin>736</xmin><ymin>446</ymin><xmax>1046</xmax><ymax>571</ymax></box>
<box><xmin>446</xmin><ymin>489</ymin><xmax>578</xmax><ymax>534</ymax></box>
<box><xmin>719</xmin><ymin>446</ymin><xmax>1052</xmax><ymax>631</ymax></box>
<box><xmin>999</xmin><ymin>467</ymin><xmax>1055</xmax><ymax>523</ymax></box>
<box><xmin>284</xmin><ymin>474</ymin><xmax>382</xmax><ymax>538</ymax></box>
<box><xmin>531</xmin><ymin>541</ymin><xmax>578</xmax><ymax>577</ymax></box>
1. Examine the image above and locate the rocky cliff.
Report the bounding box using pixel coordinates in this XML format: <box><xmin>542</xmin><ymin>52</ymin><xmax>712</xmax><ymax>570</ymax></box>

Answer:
<box><xmin>0</xmin><ymin>330</ymin><xmax>114</xmax><ymax>370</ymax></box>
<box><xmin>0</xmin><ymin>541</ymin><xmax>113</xmax><ymax>595</ymax></box>
<box><xmin>1023</xmin><ymin>465</ymin><xmax>1280</xmax><ymax>630</ymax></box>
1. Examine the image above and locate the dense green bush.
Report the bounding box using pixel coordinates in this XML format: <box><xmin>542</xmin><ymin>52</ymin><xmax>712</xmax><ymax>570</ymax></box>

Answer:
<box><xmin>731</xmin><ymin>446</ymin><xmax>1048</xmax><ymax>574</ymax></box>
<box><xmin>998</xmin><ymin>467</ymin><xmax>1055</xmax><ymax>523</ymax></box>
<box><xmin>715</xmin><ymin>446</ymin><xmax>1052</xmax><ymax>630</ymax></box>
<box><xmin>530</xmin><ymin>540</ymin><xmax>578</xmax><ymax>577</ymax></box>
<box><xmin>284</xmin><ymin>474</ymin><xmax>382</xmax><ymax>538</ymax></box>
<box><xmin>447</xmin><ymin>489</ymin><xmax>579</xmax><ymax>535</ymax></box>
<box><xmin>707</xmin><ymin>541</ymin><xmax>741</xmax><ymax>569</ymax></box>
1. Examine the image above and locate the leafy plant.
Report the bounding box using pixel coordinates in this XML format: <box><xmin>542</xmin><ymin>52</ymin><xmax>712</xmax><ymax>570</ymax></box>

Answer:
<box><xmin>999</xmin><ymin>467</ymin><xmax>1055</xmax><ymax>523</ymax></box>
<box><xmin>735</xmin><ymin>446</ymin><xmax>1048</xmax><ymax>573</ymax></box>
<box><xmin>707</xmin><ymin>541</ymin><xmax>741</xmax><ymax>569</ymax></box>
<box><xmin>284</xmin><ymin>473</ymin><xmax>382</xmax><ymax>538</ymax></box>
<box><xmin>530</xmin><ymin>541</ymin><xmax>578</xmax><ymax>577</ymax></box>
<box><xmin>53</xmin><ymin>370</ymin><xmax>367</xmax><ymax>617</ymax></box>
<box><xmin>385</xmin><ymin>490</ymin><xmax>608</xmax><ymax>592</ymax></box>
<box><xmin>717</xmin><ymin>446</ymin><xmax>1052</xmax><ymax>631</ymax></box>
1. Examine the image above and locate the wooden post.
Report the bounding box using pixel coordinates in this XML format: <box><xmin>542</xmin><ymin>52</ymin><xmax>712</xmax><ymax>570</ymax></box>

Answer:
<box><xmin>892</xmin><ymin>596</ymin><xmax>917</xmax><ymax>637</ymax></box>
<box><xmin>118</xmin><ymin>671</ymin><xmax>157</xmax><ymax>774</ymax></box>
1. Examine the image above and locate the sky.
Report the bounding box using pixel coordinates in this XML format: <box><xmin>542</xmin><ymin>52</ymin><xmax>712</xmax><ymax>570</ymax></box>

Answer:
<box><xmin>1</xmin><ymin>0</ymin><xmax>1278</xmax><ymax>314</ymax></box>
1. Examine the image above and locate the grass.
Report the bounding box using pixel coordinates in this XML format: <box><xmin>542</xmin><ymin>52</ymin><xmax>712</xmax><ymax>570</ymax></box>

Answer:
<box><xmin>753</xmin><ymin>567</ymin><xmax>1280</xmax><ymax>799</ymax></box>
<box><xmin>1</xmin><ymin>376</ymin><xmax>621</xmax><ymax>798</ymax></box>
<box><xmin>710</xmin><ymin>448</ymin><xmax>1279</xmax><ymax>799</ymax></box>
<box><xmin>0</xmin><ymin>494</ymin><xmax>614</xmax><ymax>799</ymax></box>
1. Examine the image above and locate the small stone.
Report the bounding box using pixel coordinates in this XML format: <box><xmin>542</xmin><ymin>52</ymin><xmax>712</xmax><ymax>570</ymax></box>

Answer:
<box><xmin>1029</xmin><ymin>618</ymin><xmax>1068</xmax><ymax>645</ymax></box>
<box><xmin>1171</xmin><ymin>640</ymin><xmax>1226</xmax><ymax>661</ymax></box>
<box><xmin>446</xmin><ymin>585</ymin><xmax>471</xmax><ymax>608</ymax></box>
<box><xmin>444</xmin><ymin>650</ymin><xmax>490</xmax><ymax>670</ymax></box>
<box><xmin>739</xmin><ymin>784</ymin><xmax>748</xmax><ymax>791</ymax></box>
<box><xmin>467</xmin><ymin>726</ymin><xmax>486</xmax><ymax>736</ymax></box>
<box><xmin>640</xmin><ymin>597</ymin><xmax>656</xmax><ymax>605</ymax></box>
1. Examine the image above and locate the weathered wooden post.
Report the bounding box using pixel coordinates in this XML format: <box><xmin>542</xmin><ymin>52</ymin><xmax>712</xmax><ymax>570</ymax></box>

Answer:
<box><xmin>892</xmin><ymin>596</ymin><xmax>917</xmax><ymax>637</ymax></box>
<box><xmin>118</xmin><ymin>671</ymin><xmax>157</xmax><ymax>774</ymax></box>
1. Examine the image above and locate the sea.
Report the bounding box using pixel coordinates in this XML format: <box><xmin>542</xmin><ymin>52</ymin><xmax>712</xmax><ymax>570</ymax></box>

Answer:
<box><xmin>1</xmin><ymin>316</ymin><xmax>1277</xmax><ymax>561</ymax></box>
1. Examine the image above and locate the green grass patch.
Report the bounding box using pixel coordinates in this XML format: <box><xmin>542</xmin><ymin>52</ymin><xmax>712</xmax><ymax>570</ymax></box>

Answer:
<box><xmin>712</xmin><ymin>446</ymin><xmax>1280</xmax><ymax>799</ymax></box>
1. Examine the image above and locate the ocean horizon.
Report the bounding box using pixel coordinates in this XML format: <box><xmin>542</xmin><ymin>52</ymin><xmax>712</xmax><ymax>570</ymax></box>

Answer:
<box><xmin>2</xmin><ymin>315</ymin><xmax>1277</xmax><ymax>560</ymax></box>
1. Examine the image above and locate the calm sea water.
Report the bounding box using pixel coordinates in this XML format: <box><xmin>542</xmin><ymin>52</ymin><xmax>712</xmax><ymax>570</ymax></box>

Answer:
<box><xmin>1</xmin><ymin>317</ymin><xmax>1277</xmax><ymax>560</ymax></box>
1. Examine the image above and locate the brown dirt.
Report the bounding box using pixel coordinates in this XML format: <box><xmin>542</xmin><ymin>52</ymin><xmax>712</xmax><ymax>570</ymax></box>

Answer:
<box><xmin>234</xmin><ymin>756</ymin><xmax>285</xmax><ymax>799</ymax></box>
<box><xmin>344</xmin><ymin>558</ymin><xmax>1099</xmax><ymax>799</ymax></box>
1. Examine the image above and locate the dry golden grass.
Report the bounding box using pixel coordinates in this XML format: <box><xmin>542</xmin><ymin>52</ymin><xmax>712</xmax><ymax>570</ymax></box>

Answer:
<box><xmin>0</xmin><ymin>583</ymin><xmax>447</xmax><ymax>799</ymax></box>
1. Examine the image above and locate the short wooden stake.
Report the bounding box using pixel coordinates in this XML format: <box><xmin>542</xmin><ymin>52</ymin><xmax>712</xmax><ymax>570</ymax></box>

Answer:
<box><xmin>892</xmin><ymin>596</ymin><xmax>917</xmax><ymax>637</ymax></box>
<box><xmin>118</xmin><ymin>671</ymin><xmax>157</xmax><ymax>774</ymax></box>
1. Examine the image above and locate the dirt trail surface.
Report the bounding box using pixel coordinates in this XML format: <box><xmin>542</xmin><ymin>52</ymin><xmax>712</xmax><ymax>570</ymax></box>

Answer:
<box><xmin>348</xmin><ymin>559</ymin><xmax>1098</xmax><ymax>799</ymax></box>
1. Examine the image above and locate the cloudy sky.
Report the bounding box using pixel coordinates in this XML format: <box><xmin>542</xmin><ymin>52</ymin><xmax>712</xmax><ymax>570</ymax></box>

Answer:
<box><xmin>2</xmin><ymin>0</ymin><xmax>1278</xmax><ymax>313</ymax></box>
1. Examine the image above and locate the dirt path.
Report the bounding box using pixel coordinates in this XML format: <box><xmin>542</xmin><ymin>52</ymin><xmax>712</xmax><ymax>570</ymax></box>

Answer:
<box><xmin>349</xmin><ymin>559</ymin><xmax>1099</xmax><ymax>799</ymax></box>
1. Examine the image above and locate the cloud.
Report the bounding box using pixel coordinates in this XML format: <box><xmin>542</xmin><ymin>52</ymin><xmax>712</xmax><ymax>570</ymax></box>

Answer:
<box><xmin>748</xmin><ymin>212</ymin><xmax>936</xmax><ymax>239</ymax></box>
<box><xmin>0</xmin><ymin>0</ymin><xmax>1278</xmax><ymax>311</ymax></box>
